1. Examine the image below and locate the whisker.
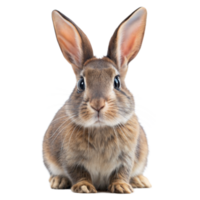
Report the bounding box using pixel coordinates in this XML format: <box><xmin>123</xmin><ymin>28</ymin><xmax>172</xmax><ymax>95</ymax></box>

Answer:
<box><xmin>60</xmin><ymin>119</ymin><xmax>77</xmax><ymax>152</ymax></box>
<box><xmin>49</xmin><ymin>114</ymin><xmax>76</xmax><ymax>140</ymax></box>
<box><xmin>60</xmin><ymin>132</ymin><xmax>68</xmax><ymax>153</ymax></box>
<box><xmin>51</xmin><ymin>125</ymin><xmax>68</xmax><ymax>145</ymax></box>
<box><xmin>49</xmin><ymin>119</ymin><xmax>69</xmax><ymax>140</ymax></box>
<box><xmin>67</xmin><ymin>124</ymin><xmax>80</xmax><ymax>147</ymax></box>
<box><xmin>51</xmin><ymin>115</ymin><xmax>68</xmax><ymax>124</ymax></box>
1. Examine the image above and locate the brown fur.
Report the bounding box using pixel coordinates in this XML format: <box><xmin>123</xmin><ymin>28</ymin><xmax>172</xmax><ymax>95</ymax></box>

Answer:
<box><xmin>43</xmin><ymin>7</ymin><xmax>151</xmax><ymax>193</ymax></box>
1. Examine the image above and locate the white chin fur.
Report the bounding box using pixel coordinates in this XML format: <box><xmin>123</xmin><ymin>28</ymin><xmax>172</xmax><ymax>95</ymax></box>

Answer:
<box><xmin>79</xmin><ymin>112</ymin><xmax>134</xmax><ymax>128</ymax></box>
<box><xmin>65</xmin><ymin>107</ymin><xmax>134</xmax><ymax>128</ymax></box>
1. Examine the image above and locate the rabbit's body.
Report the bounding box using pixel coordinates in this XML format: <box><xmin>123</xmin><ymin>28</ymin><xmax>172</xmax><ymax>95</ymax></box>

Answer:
<box><xmin>43</xmin><ymin>105</ymin><xmax>148</xmax><ymax>191</ymax></box>
<box><xmin>43</xmin><ymin>7</ymin><xmax>151</xmax><ymax>193</ymax></box>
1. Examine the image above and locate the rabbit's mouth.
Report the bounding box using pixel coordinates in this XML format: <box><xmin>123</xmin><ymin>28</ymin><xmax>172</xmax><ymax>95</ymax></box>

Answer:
<box><xmin>94</xmin><ymin>116</ymin><xmax>106</xmax><ymax>124</ymax></box>
<box><xmin>94</xmin><ymin>120</ymin><xmax>102</xmax><ymax>125</ymax></box>
<box><xmin>93</xmin><ymin>114</ymin><xmax>105</xmax><ymax>126</ymax></box>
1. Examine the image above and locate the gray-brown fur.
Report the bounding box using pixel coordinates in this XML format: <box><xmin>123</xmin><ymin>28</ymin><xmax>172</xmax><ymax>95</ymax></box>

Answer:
<box><xmin>43</xmin><ymin>7</ymin><xmax>151</xmax><ymax>193</ymax></box>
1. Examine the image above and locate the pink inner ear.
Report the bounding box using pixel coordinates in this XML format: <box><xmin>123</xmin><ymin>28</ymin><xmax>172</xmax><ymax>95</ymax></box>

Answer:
<box><xmin>121</xmin><ymin>34</ymin><xmax>136</xmax><ymax>58</ymax></box>
<box><xmin>118</xmin><ymin>8</ymin><xmax>147</xmax><ymax>67</ymax></box>
<box><xmin>57</xmin><ymin>34</ymin><xmax>80</xmax><ymax>64</ymax></box>
<box><xmin>53</xmin><ymin>11</ymin><xmax>82</xmax><ymax>66</ymax></box>
<box><xmin>59</xmin><ymin>23</ymin><xmax>80</xmax><ymax>61</ymax></box>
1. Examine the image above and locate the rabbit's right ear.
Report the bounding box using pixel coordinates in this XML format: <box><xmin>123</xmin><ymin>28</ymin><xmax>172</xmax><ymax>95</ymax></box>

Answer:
<box><xmin>52</xmin><ymin>10</ymin><xmax>93</xmax><ymax>75</ymax></box>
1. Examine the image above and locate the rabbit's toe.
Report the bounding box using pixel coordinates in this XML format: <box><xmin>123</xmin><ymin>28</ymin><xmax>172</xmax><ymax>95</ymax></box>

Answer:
<box><xmin>130</xmin><ymin>175</ymin><xmax>151</xmax><ymax>188</ymax></box>
<box><xmin>71</xmin><ymin>181</ymin><xmax>97</xmax><ymax>193</ymax></box>
<box><xmin>108</xmin><ymin>182</ymin><xmax>134</xmax><ymax>193</ymax></box>
<box><xmin>49</xmin><ymin>176</ymin><xmax>71</xmax><ymax>189</ymax></box>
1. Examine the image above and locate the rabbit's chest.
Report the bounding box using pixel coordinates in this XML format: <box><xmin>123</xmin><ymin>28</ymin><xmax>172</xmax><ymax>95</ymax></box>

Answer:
<box><xmin>82</xmin><ymin>147</ymin><xmax>122</xmax><ymax>190</ymax></box>
<box><xmin>84</xmin><ymin>151</ymin><xmax>121</xmax><ymax>173</ymax></box>
<box><xmin>73</xmin><ymin>128</ymin><xmax>135</xmax><ymax>189</ymax></box>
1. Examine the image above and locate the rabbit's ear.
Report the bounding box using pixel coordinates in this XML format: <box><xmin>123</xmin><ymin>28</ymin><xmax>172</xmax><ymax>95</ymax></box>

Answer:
<box><xmin>52</xmin><ymin>10</ymin><xmax>93</xmax><ymax>75</ymax></box>
<box><xmin>107</xmin><ymin>7</ymin><xmax>147</xmax><ymax>75</ymax></box>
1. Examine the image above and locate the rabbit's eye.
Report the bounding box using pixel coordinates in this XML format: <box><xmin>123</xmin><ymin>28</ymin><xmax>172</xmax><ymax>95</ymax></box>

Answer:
<box><xmin>77</xmin><ymin>77</ymin><xmax>85</xmax><ymax>91</ymax></box>
<box><xmin>114</xmin><ymin>76</ymin><xmax>120</xmax><ymax>89</ymax></box>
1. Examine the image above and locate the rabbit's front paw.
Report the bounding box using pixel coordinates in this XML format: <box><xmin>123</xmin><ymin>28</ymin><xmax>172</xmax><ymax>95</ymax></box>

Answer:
<box><xmin>71</xmin><ymin>181</ymin><xmax>97</xmax><ymax>193</ymax></box>
<box><xmin>130</xmin><ymin>175</ymin><xmax>152</xmax><ymax>188</ymax></box>
<box><xmin>49</xmin><ymin>176</ymin><xmax>71</xmax><ymax>189</ymax></box>
<box><xmin>108</xmin><ymin>181</ymin><xmax>134</xmax><ymax>193</ymax></box>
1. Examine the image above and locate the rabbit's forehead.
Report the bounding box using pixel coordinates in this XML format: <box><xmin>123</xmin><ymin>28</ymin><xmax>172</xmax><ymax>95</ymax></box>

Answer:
<box><xmin>81</xmin><ymin>60</ymin><xmax>118</xmax><ymax>79</ymax></box>
<box><xmin>83</xmin><ymin>67</ymin><xmax>117</xmax><ymax>79</ymax></box>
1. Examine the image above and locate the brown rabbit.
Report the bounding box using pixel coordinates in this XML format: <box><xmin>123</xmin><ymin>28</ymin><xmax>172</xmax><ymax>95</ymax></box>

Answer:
<box><xmin>43</xmin><ymin>7</ymin><xmax>151</xmax><ymax>193</ymax></box>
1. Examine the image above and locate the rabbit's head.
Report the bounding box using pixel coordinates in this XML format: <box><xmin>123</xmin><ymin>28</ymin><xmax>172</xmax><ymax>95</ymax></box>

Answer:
<box><xmin>52</xmin><ymin>7</ymin><xmax>147</xmax><ymax>127</ymax></box>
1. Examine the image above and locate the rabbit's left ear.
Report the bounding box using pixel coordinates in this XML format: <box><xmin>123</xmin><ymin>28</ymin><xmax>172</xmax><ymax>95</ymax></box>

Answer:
<box><xmin>107</xmin><ymin>7</ymin><xmax>147</xmax><ymax>76</ymax></box>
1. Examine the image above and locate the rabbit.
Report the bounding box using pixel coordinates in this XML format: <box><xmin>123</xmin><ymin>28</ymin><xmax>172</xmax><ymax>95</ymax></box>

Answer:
<box><xmin>43</xmin><ymin>7</ymin><xmax>151</xmax><ymax>193</ymax></box>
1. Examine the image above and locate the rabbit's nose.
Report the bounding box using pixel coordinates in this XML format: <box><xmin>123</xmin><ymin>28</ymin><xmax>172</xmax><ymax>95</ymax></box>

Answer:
<box><xmin>90</xmin><ymin>98</ymin><xmax>105</xmax><ymax>112</ymax></box>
